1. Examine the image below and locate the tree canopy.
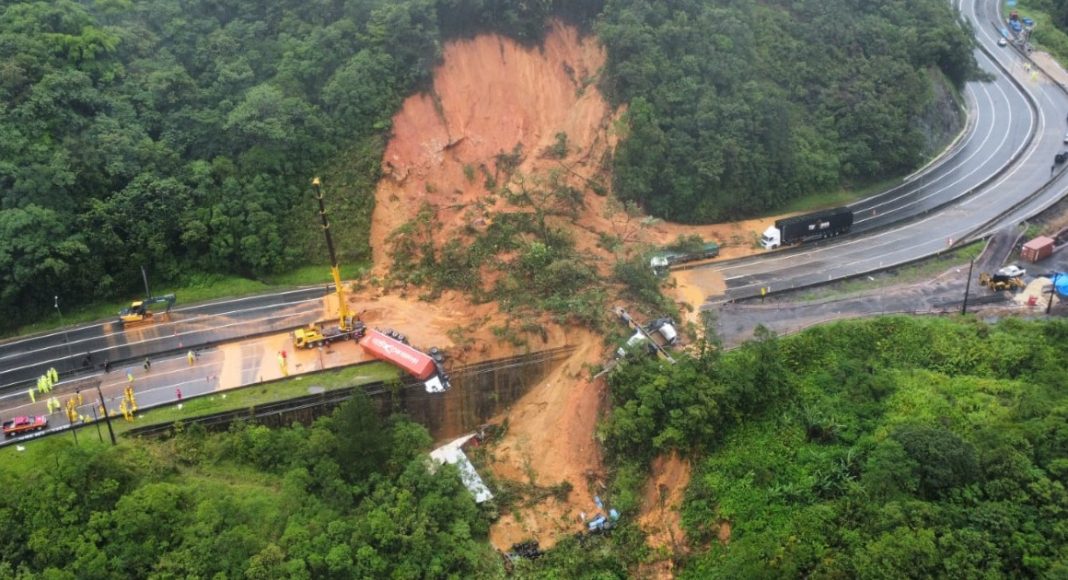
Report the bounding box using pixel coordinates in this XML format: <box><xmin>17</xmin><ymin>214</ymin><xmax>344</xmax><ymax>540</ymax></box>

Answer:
<box><xmin>0</xmin><ymin>0</ymin><xmax>976</xmax><ymax>327</ymax></box>
<box><xmin>0</xmin><ymin>0</ymin><xmax>598</xmax><ymax>330</ymax></box>
<box><xmin>600</xmin><ymin>316</ymin><xmax>1068</xmax><ymax>577</ymax></box>
<box><xmin>598</xmin><ymin>0</ymin><xmax>977</xmax><ymax>222</ymax></box>
<box><xmin>0</xmin><ymin>396</ymin><xmax>501</xmax><ymax>578</ymax></box>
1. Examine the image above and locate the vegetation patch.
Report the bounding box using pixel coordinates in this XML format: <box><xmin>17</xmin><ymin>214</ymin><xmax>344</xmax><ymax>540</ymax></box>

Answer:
<box><xmin>600</xmin><ymin>0</ymin><xmax>976</xmax><ymax>222</ymax></box>
<box><xmin>387</xmin><ymin>167</ymin><xmax>609</xmax><ymax>329</ymax></box>
<box><xmin>596</xmin><ymin>316</ymin><xmax>1068</xmax><ymax>577</ymax></box>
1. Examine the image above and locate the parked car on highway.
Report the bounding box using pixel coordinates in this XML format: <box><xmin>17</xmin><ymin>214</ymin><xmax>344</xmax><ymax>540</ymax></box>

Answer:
<box><xmin>3</xmin><ymin>415</ymin><xmax>47</xmax><ymax>437</ymax></box>
<box><xmin>998</xmin><ymin>37</ymin><xmax>1008</xmax><ymax>47</ymax></box>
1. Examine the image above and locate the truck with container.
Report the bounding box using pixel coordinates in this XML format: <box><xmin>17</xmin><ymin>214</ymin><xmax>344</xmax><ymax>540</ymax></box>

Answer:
<box><xmin>649</xmin><ymin>242</ymin><xmax>720</xmax><ymax>276</ymax></box>
<box><xmin>760</xmin><ymin>207</ymin><xmax>853</xmax><ymax>250</ymax></box>
<box><xmin>359</xmin><ymin>329</ymin><xmax>450</xmax><ymax>393</ymax></box>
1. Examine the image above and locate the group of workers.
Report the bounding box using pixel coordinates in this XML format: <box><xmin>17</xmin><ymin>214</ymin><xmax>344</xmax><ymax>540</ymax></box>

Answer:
<box><xmin>27</xmin><ymin>367</ymin><xmax>60</xmax><ymax>403</ymax></box>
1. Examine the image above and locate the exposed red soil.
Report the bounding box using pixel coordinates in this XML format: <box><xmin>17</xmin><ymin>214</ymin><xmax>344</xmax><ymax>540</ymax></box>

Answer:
<box><xmin>359</xmin><ymin>21</ymin><xmax>775</xmax><ymax>553</ymax></box>
<box><xmin>365</xmin><ymin>23</ymin><xmax>621</xmax><ymax>550</ymax></box>
<box><xmin>370</xmin><ymin>21</ymin><xmax>616</xmax><ymax>271</ymax></box>
<box><xmin>636</xmin><ymin>453</ymin><xmax>692</xmax><ymax>578</ymax></box>
<box><xmin>486</xmin><ymin>331</ymin><xmax>605</xmax><ymax>550</ymax></box>
<box><xmin>368</xmin><ymin>20</ymin><xmax>771</xmax><ymax>300</ymax></box>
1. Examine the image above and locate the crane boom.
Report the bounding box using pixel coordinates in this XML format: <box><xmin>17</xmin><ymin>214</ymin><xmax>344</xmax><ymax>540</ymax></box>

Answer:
<box><xmin>311</xmin><ymin>177</ymin><xmax>353</xmax><ymax>331</ymax></box>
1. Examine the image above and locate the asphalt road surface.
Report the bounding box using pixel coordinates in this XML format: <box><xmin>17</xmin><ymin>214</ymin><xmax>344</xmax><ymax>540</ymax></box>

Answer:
<box><xmin>712</xmin><ymin>226</ymin><xmax>1067</xmax><ymax>347</ymax></box>
<box><xmin>691</xmin><ymin>0</ymin><xmax>1068</xmax><ymax>307</ymax></box>
<box><xmin>0</xmin><ymin>349</ymin><xmax>226</xmax><ymax>445</ymax></box>
<box><xmin>1</xmin><ymin>0</ymin><xmax>1063</xmax><ymax>404</ymax></box>
<box><xmin>0</xmin><ymin>287</ymin><xmax>328</xmax><ymax>392</ymax></box>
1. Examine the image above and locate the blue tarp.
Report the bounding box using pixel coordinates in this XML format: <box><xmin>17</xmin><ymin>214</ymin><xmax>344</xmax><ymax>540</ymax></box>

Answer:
<box><xmin>1055</xmin><ymin>274</ymin><xmax>1068</xmax><ymax>299</ymax></box>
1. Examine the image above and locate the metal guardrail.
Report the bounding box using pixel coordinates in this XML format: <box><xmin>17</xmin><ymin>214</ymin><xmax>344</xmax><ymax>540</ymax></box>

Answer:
<box><xmin>122</xmin><ymin>346</ymin><xmax>577</xmax><ymax>440</ymax></box>
<box><xmin>692</xmin><ymin>12</ymin><xmax>1047</xmax><ymax>302</ymax></box>
<box><xmin>720</xmin><ymin>294</ymin><xmax>1017</xmax><ymax>351</ymax></box>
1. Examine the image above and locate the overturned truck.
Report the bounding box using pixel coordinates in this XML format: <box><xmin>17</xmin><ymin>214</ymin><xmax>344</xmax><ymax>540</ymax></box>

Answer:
<box><xmin>359</xmin><ymin>330</ymin><xmax>450</xmax><ymax>393</ymax></box>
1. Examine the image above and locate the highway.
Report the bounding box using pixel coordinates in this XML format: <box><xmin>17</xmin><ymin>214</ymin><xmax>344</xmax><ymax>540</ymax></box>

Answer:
<box><xmin>691</xmin><ymin>0</ymin><xmax>1068</xmax><ymax>306</ymax></box>
<box><xmin>0</xmin><ymin>0</ymin><xmax>1063</xmax><ymax>423</ymax></box>
<box><xmin>0</xmin><ymin>286</ymin><xmax>328</xmax><ymax>391</ymax></box>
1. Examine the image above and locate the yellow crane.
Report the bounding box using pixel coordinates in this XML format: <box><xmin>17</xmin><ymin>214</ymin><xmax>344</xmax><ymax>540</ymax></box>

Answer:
<box><xmin>292</xmin><ymin>177</ymin><xmax>365</xmax><ymax>348</ymax></box>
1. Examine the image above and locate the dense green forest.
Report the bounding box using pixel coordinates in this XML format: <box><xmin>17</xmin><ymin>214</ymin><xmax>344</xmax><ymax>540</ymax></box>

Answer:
<box><xmin>603</xmin><ymin>316</ymin><xmax>1068</xmax><ymax>576</ymax></box>
<box><xmin>0</xmin><ymin>395</ymin><xmax>504</xmax><ymax>578</ymax></box>
<box><xmin>6</xmin><ymin>316</ymin><xmax>1068</xmax><ymax>576</ymax></box>
<box><xmin>0</xmin><ymin>0</ymin><xmax>972</xmax><ymax>328</ymax></box>
<box><xmin>0</xmin><ymin>0</ymin><xmax>600</xmax><ymax>330</ymax></box>
<box><xmin>601</xmin><ymin>0</ymin><xmax>976</xmax><ymax>222</ymax></box>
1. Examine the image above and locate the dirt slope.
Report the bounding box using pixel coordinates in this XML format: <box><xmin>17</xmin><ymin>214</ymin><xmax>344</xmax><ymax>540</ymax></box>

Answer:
<box><xmin>486</xmin><ymin>331</ymin><xmax>606</xmax><ymax>550</ymax></box>
<box><xmin>637</xmin><ymin>454</ymin><xmax>694</xmax><ymax>578</ymax></box>
<box><xmin>362</xmin><ymin>21</ymin><xmax>773</xmax><ymax>553</ymax></box>
<box><xmin>369</xmin><ymin>20</ymin><xmax>770</xmax><ymax>293</ymax></box>
<box><xmin>371</xmin><ymin>20</ymin><xmax>614</xmax><ymax>268</ymax></box>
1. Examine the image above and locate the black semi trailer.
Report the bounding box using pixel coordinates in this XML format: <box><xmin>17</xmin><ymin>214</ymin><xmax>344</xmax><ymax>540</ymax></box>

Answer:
<box><xmin>760</xmin><ymin>207</ymin><xmax>853</xmax><ymax>249</ymax></box>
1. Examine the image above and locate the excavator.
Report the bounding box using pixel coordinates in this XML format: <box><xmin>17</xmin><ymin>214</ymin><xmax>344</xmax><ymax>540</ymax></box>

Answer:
<box><xmin>118</xmin><ymin>294</ymin><xmax>176</xmax><ymax>327</ymax></box>
<box><xmin>292</xmin><ymin>177</ymin><xmax>366</xmax><ymax>348</ymax></box>
<box><xmin>979</xmin><ymin>265</ymin><xmax>1027</xmax><ymax>292</ymax></box>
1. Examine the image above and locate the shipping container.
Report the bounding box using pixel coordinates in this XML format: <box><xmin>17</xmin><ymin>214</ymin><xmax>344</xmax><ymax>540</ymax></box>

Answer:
<box><xmin>359</xmin><ymin>330</ymin><xmax>436</xmax><ymax>379</ymax></box>
<box><xmin>762</xmin><ymin>207</ymin><xmax>853</xmax><ymax>249</ymax></box>
<box><xmin>1022</xmin><ymin>236</ymin><xmax>1055</xmax><ymax>263</ymax></box>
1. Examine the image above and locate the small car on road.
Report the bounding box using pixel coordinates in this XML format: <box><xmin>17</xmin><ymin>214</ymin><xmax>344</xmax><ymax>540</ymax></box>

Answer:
<box><xmin>3</xmin><ymin>416</ymin><xmax>47</xmax><ymax>437</ymax></box>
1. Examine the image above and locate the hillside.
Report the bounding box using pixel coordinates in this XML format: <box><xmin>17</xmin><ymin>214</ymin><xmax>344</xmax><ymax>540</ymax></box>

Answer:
<box><xmin>4</xmin><ymin>317</ymin><xmax>1068</xmax><ymax>577</ymax></box>
<box><xmin>600</xmin><ymin>317</ymin><xmax>1068</xmax><ymax>577</ymax></box>
<box><xmin>0</xmin><ymin>0</ymin><xmax>974</xmax><ymax>331</ymax></box>
<box><xmin>0</xmin><ymin>0</ymin><xmax>990</xmax><ymax>575</ymax></box>
<box><xmin>600</xmin><ymin>0</ymin><xmax>975</xmax><ymax>223</ymax></box>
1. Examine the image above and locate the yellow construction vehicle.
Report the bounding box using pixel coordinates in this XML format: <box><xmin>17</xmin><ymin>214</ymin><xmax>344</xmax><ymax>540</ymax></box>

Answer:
<box><xmin>292</xmin><ymin>178</ymin><xmax>365</xmax><ymax>349</ymax></box>
<box><xmin>119</xmin><ymin>294</ymin><xmax>176</xmax><ymax>327</ymax></box>
<box><xmin>979</xmin><ymin>265</ymin><xmax>1026</xmax><ymax>292</ymax></box>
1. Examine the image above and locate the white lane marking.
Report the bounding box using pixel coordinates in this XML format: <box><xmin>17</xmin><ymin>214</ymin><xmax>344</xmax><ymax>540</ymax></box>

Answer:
<box><xmin>856</xmin><ymin>70</ymin><xmax>1026</xmax><ymax>221</ymax></box>
<box><xmin>0</xmin><ymin>308</ymin><xmax>310</xmax><ymax>388</ymax></box>
<box><xmin>0</xmin><ymin>297</ymin><xmax>322</xmax><ymax>366</ymax></box>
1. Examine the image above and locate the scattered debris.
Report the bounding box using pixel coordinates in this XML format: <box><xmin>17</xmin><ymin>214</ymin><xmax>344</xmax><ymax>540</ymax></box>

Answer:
<box><xmin>506</xmin><ymin>540</ymin><xmax>543</xmax><ymax>561</ymax></box>
<box><xmin>613</xmin><ymin>307</ymin><xmax>678</xmax><ymax>362</ymax></box>
<box><xmin>429</xmin><ymin>434</ymin><xmax>494</xmax><ymax>503</ymax></box>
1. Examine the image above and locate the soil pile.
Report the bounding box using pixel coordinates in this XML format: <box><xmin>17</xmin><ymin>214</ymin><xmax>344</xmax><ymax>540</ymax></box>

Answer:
<box><xmin>370</xmin><ymin>21</ymin><xmax>614</xmax><ymax>268</ymax></box>
<box><xmin>368</xmin><ymin>21</ymin><xmax>768</xmax><ymax>305</ymax></box>
<box><xmin>362</xmin><ymin>20</ymin><xmax>770</xmax><ymax>552</ymax></box>
<box><xmin>637</xmin><ymin>453</ymin><xmax>693</xmax><ymax>578</ymax></box>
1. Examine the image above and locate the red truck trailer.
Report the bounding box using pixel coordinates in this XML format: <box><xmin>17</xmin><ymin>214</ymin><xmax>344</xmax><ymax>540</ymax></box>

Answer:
<box><xmin>359</xmin><ymin>330</ymin><xmax>436</xmax><ymax>380</ymax></box>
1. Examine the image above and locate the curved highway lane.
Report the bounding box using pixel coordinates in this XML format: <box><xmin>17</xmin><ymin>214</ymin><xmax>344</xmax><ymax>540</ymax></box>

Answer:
<box><xmin>691</xmin><ymin>0</ymin><xmax>1068</xmax><ymax>307</ymax></box>
<box><xmin>848</xmin><ymin>47</ymin><xmax>1034</xmax><ymax>233</ymax></box>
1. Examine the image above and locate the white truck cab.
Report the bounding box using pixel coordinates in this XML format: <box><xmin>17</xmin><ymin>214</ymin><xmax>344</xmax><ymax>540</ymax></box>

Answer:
<box><xmin>649</xmin><ymin>255</ymin><xmax>671</xmax><ymax>270</ymax></box>
<box><xmin>760</xmin><ymin>225</ymin><xmax>781</xmax><ymax>250</ymax></box>
<box><xmin>615</xmin><ymin>320</ymin><xmax>679</xmax><ymax>358</ymax></box>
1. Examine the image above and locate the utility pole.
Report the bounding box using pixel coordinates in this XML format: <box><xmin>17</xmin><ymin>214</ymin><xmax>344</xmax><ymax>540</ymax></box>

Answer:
<box><xmin>141</xmin><ymin>265</ymin><xmax>152</xmax><ymax>299</ymax></box>
<box><xmin>1048</xmin><ymin>273</ymin><xmax>1061</xmax><ymax>315</ymax></box>
<box><xmin>95</xmin><ymin>383</ymin><xmax>117</xmax><ymax>445</ymax></box>
<box><xmin>68</xmin><ymin>414</ymin><xmax>79</xmax><ymax>446</ymax></box>
<box><xmin>961</xmin><ymin>258</ymin><xmax>975</xmax><ymax>315</ymax></box>
<box><xmin>91</xmin><ymin>406</ymin><xmax>103</xmax><ymax>443</ymax></box>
